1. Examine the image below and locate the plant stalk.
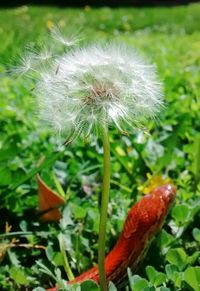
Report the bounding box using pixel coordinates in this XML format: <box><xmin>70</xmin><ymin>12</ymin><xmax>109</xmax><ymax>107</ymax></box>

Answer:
<box><xmin>98</xmin><ymin>126</ymin><xmax>110</xmax><ymax>291</ymax></box>
<box><xmin>58</xmin><ymin>233</ymin><xmax>74</xmax><ymax>281</ymax></box>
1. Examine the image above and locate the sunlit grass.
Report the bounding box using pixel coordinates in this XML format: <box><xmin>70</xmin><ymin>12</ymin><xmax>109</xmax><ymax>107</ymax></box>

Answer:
<box><xmin>0</xmin><ymin>4</ymin><xmax>200</xmax><ymax>290</ymax></box>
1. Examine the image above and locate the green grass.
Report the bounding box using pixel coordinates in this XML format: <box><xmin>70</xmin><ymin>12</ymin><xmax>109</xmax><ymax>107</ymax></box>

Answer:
<box><xmin>0</xmin><ymin>3</ymin><xmax>200</xmax><ymax>291</ymax></box>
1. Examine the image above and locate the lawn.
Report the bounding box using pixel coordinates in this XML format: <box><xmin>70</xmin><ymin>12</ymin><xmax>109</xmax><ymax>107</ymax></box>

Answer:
<box><xmin>0</xmin><ymin>3</ymin><xmax>200</xmax><ymax>290</ymax></box>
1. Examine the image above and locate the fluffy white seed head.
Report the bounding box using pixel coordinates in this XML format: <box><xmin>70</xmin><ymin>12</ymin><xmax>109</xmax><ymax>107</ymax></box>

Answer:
<box><xmin>18</xmin><ymin>40</ymin><xmax>163</xmax><ymax>140</ymax></box>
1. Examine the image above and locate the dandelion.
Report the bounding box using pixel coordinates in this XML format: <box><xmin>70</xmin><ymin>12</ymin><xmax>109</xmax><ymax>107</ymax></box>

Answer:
<box><xmin>26</xmin><ymin>43</ymin><xmax>163</xmax><ymax>141</ymax></box>
<box><xmin>17</xmin><ymin>38</ymin><xmax>163</xmax><ymax>291</ymax></box>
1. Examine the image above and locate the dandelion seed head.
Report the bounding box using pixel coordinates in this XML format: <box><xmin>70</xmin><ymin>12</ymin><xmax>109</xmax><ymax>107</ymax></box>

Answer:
<box><xmin>18</xmin><ymin>39</ymin><xmax>163</xmax><ymax>140</ymax></box>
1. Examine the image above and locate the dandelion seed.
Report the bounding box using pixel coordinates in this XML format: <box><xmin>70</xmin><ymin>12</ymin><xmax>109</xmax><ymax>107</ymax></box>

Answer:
<box><xmin>51</xmin><ymin>27</ymin><xmax>81</xmax><ymax>47</ymax></box>
<box><xmin>12</xmin><ymin>52</ymin><xmax>35</xmax><ymax>76</ymax></box>
<box><xmin>12</xmin><ymin>47</ymin><xmax>53</xmax><ymax>77</ymax></box>
<box><xmin>33</xmin><ymin>48</ymin><xmax>53</xmax><ymax>61</ymax></box>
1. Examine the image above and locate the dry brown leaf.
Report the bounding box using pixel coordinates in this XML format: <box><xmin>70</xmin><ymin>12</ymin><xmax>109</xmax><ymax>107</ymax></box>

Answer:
<box><xmin>37</xmin><ymin>174</ymin><xmax>65</xmax><ymax>222</ymax></box>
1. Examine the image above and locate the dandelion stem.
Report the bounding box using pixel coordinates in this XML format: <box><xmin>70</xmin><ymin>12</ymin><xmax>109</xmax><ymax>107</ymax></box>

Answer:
<box><xmin>98</xmin><ymin>125</ymin><xmax>110</xmax><ymax>291</ymax></box>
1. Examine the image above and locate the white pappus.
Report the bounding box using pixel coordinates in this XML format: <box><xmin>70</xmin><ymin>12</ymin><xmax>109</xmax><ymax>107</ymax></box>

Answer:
<box><xmin>18</xmin><ymin>38</ymin><xmax>163</xmax><ymax>141</ymax></box>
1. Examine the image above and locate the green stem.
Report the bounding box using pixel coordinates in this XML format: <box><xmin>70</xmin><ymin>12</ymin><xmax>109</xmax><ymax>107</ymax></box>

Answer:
<box><xmin>58</xmin><ymin>233</ymin><xmax>74</xmax><ymax>281</ymax></box>
<box><xmin>98</xmin><ymin>126</ymin><xmax>110</xmax><ymax>291</ymax></box>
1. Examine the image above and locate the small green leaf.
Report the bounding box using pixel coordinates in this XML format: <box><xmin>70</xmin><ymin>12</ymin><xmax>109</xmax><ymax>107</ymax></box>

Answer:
<box><xmin>166</xmin><ymin>248</ymin><xmax>188</xmax><ymax>271</ymax></box>
<box><xmin>154</xmin><ymin>273</ymin><xmax>167</xmax><ymax>286</ymax></box>
<box><xmin>8</xmin><ymin>250</ymin><xmax>20</xmax><ymax>267</ymax></box>
<box><xmin>158</xmin><ymin>229</ymin><xmax>174</xmax><ymax>247</ymax></box>
<box><xmin>46</xmin><ymin>244</ymin><xmax>64</xmax><ymax>266</ymax></box>
<box><xmin>165</xmin><ymin>264</ymin><xmax>179</xmax><ymax>280</ymax></box>
<box><xmin>53</xmin><ymin>252</ymin><xmax>64</xmax><ymax>266</ymax></box>
<box><xmin>45</xmin><ymin>244</ymin><xmax>55</xmax><ymax>261</ymax></box>
<box><xmin>146</xmin><ymin>266</ymin><xmax>156</xmax><ymax>282</ymax></box>
<box><xmin>9</xmin><ymin>266</ymin><xmax>29</xmax><ymax>285</ymax></box>
<box><xmin>128</xmin><ymin>272</ymin><xmax>149</xmax><ymax>291</ymax></box>
<box><xmin>108</xmin><ymin>281</ymin><xmax>117</xmax><ymax>291</ymax></box>
<box><xmin>146</xmin><ymin>266</ymin><xmax>167</xmax><ymax>287</ymax></box>
<box><xmin>36</xmin><ymin>261</ymin><xmax>56</xmax><ymax>280</ymax></box>
<box><xmin>73</xmin><ymin>205</ymin><xmax>87</xmax><ymax>219</ymax></box>
<box><xmin>60</xmin><ymin>205</ymin><xmax>73</xmax><ymax>229</ymax></box>
<box><xmin>32</xmin><ymin>288</ymin><xmax>46</xmax><ymax>291</ymax></box>
<box><xmin>80</xmin><ymin>280</ymin><xmax>99</xmax><ymax>290</ymax></box>
<box><xmin>184</xmin><ymin>267</ymin><xmax>200</xmax><ymax>291</ymax></box>
<box><xmin>52</xmin><ymin>173</ymin><xmax>66</xmax><ymax>198</ymax></box>
<box><xmin>193</xmin><ymin>228</ymin><xmax>200</xmax><ymax>242</ymax></box>
<box><xmin>0</xmin><ymin>146</ymin><xmax>18</xmax><ymax>162</ymax></box>
<box><xmin>172</xmin><ymin>205</ymin><xmax>189</xmax><ymax>224</ymax></box>
<box><xmin>0</xmin><ymin>168</ymin><xmax>12</xmax><ymax>186</ymax></box>
<box><xmin>187</xmin><ymin>251</ymin><xmax>200</xmax><ymax>265</ymax></box>
<box><xmin>165</xmin><ymin>264</ymin><xmax>183</xmax><ymax>288</ymax></box>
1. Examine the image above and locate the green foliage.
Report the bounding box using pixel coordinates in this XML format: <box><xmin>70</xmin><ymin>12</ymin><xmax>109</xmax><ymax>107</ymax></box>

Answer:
<box><xmin>146</xmin><ymin>266</ymin><xmax>167</xmax><ymax>287</ymax></box>
<box><xmin>9</xmin><ymin>266</ymin><xmax>30</xmax><ymax>285</ymax></box>
<box><xmin>0</xmin><ymin>3</ymin><xmax>200</xmax><ymax>291</ymax></box>
<box><xmin>171</xmin><ymin>205</ymin><xmax>190</xmax><ymax>224</ymax></box>
<box><xmin>128</xmin><ymin>271</ymin><xmax>149</xmax><ymax>290</ymax></box>
<box><xmin>165</xmin><ymin>264</ymin><xmax>182</xmax><ymax>288</ymax></box>
<box><xmin>193</xmin><ymin>228</ymin><xmax>200</xmax><ymax>242</ymax></box>
<box><xmin>184</xmin><ymin>267</ymin><xmax>200</xmax><ymax>291</ymax></box>
<box><xmin>166</xmin><ymin>248</ymin><xmax>188</xmax><ymax>271</ymax></box>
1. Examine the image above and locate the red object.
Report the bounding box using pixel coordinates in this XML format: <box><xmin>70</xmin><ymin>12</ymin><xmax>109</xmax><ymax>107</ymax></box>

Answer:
<box><xmin>37</xmin><ymin>174</ymin><xmax>65</xmax><ymax>222</ymax></box>
<box><xmin>47</xmin><ymin>184</ymin><xmax>176</xmax><ymax>290</ymax></box>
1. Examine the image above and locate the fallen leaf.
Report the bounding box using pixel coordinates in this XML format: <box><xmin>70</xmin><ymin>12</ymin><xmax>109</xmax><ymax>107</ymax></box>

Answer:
<box><xmin>37</xmin><ymin>174</ymin><xmax>64</xmax><ymax>222</ymax></box>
